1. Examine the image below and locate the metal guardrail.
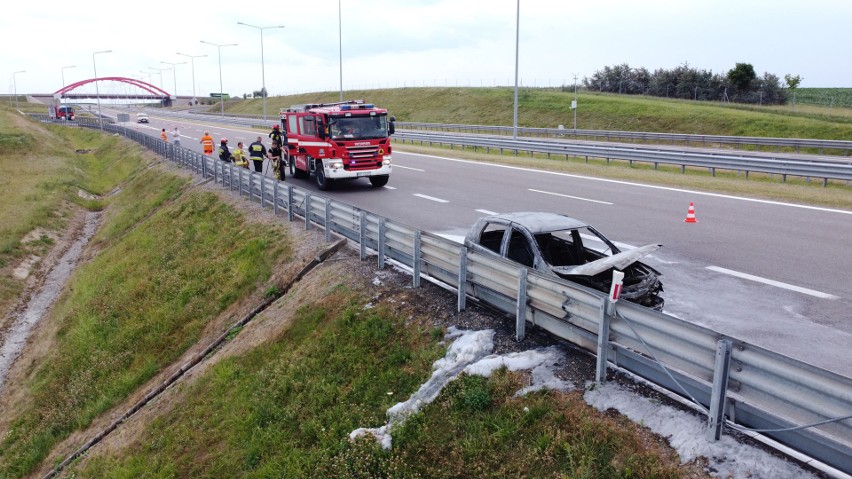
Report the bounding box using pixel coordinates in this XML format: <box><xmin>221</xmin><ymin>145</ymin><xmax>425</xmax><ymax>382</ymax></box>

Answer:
<box><xmin>34</xmin><ymin>113</ymin><xmax>852</xmax><ymax>474</ymax></box>
<box><xmin>394</xmin><ymin>131</ymin><xmax>852</xmax><ymax>185</ymax></box>
<box><xmin>399</xmin><ymin>122</ymin><xmax>852</xmax><ymax>154</ymax></box>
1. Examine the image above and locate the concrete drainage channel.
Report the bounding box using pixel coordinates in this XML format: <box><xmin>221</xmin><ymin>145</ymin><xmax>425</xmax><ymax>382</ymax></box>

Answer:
<box><xmin>42</xmin><ymin>238</ymin><xmax>347</xmax><ymax>478</ymax></box>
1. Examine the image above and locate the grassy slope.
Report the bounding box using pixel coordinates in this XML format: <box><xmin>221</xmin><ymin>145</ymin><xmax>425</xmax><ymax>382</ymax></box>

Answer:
<box><xmin>223</xmin><ymin>87</ymin><xmax>852</xmax><ymax>138</ymax></box>
<box><xmin>0</xmin><ymin>121</ymin><xmax>293</xmax><ymax>476</ymax></box>
<box><xmin>72</xmin><ymin>264</ymin><xmax>693</xmax><ymax>479</ymax></box>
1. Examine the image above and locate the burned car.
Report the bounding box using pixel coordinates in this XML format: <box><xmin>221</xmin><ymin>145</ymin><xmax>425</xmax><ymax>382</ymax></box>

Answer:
<box><xmin>464</xmin><ymin>212</ymin><xmax>664</xmax><ymax>310</ymax></box>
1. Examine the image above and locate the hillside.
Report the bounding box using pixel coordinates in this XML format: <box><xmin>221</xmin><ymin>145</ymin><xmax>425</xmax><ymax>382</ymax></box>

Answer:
<box><xmin>220</xmin><ymin>87</ymin><xmax>852</xmax><ymax>139</ymax></box>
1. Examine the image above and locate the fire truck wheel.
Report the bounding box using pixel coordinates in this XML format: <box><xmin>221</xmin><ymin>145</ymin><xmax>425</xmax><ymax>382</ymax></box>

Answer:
<box><xmin>315</xmin><ymin>163</ymin><xmax>333</xmax><ymax>190</ymax></box>
<box><xmin>291</xmin><ymin>159</ymin><xmax>307</xmax><ymax>178</ymax></box>
<box><xmin>369</xmin><ymin>175</ymin><xmax>389</xmax><ymax>187</ymax></box>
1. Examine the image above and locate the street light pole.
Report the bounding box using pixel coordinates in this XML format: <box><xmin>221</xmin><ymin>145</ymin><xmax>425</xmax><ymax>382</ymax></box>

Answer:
<box><xmin>160</xmin><ymin>60</ymin><xmax>186</xmax><ymax>97</ymax></box>
<box><xmin>177</xmin><ymin>52</ymin><xmax>207</xmax><ymax>102</ymax></box>
<box><xmin>60</xmin><ymin>66</ymin><xmax>75</xmax><ymax>104</ymax></box>
<box><xmin>92</xmin><ymin>49</ymin><xmax>112</xmax><ymax>130</ymax></box>
<box><xmin>512</xmin><ymin>0</ymin><xmax>520</xmax><ymax>140</ymax></box>
<box><xmin>12</xmin><ymin>70</ymin><xmax>25</xmax><ymax>110</ymax></box>
<box><xmin>201</xmin><ymin>40</ymin><xmax>238</xmax><ymax>117</ymax></box>
<box><xmin>149</xmin><ymin>67</ymin><xmax>169</xmax><ymax>89</ymax></box>
<box><xmin>237</xmin><ymin>22</ymin><xmax>284</xmax><ymax>120</ymax></box>
<box><xmin>338</xmin><ymin>0</ymin><xmax>343</xmax><ymax>101</ymax></box>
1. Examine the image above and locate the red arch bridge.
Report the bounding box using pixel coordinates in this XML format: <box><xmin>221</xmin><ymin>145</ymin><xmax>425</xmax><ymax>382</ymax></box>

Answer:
<box><xmin>53</xmin><ymin>77</ymin><xmax>179</xmax><ymax>106</ymax></box>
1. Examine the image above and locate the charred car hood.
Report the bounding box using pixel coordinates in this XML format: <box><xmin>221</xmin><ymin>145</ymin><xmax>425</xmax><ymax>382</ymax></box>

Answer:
<box><xmin>551</xmin><ymin>244</ymin><xmax>661</xmax><ymax>277</ymax></box>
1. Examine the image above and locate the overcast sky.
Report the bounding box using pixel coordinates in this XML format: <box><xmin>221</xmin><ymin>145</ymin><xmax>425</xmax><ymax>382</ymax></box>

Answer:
<box><xmin>3</xmin><ymin>0</ymin><xmax>849</xmax><ymax>99</ymax></box>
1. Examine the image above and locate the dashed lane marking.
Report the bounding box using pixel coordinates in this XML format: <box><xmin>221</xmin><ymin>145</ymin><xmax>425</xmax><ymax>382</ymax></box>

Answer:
<box><xmin>394</xmin><ymin>165</ymin><xmax>425</xmax><ymax>172</ymax></box>
<box><xmin>413</xmin><ymin>193</ymin><xmax>449</xmax><ymax>203</ymax></box>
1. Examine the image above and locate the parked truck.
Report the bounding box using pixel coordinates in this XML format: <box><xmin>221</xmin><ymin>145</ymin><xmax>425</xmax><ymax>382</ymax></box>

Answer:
<box><xmin>48</xmin><ymin>104</ymin><xmax>75</xmax><ymax>121</ymax></box>
<box><xmin>281</xmin><ymin>100</ymin><xmax>395</xmax><ymax>190</ymax></box>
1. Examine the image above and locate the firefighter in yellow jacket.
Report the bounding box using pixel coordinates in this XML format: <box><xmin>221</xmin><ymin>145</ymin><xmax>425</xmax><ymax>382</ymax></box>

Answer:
<box><xmin>232</xmin><ymin>142</ymin><xmax>249</xmax><ymax>168</ymax></box>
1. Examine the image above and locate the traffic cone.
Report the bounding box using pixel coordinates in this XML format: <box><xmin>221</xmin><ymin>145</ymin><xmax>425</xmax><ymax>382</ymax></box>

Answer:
<box><xmin>684</xmin><ymin>202</ymin><xmax>698</xmax><ymax>223</ymax></box>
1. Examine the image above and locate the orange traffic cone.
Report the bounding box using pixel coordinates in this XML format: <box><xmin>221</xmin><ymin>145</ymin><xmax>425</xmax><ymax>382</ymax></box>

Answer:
<box><xmin>684</xmin><ymin>202</ymin><xmax>698</xmax><ymax>223</ymax></box>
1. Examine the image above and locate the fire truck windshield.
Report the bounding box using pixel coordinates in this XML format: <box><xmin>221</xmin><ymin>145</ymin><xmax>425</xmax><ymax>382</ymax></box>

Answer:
<box><xmin>329</xmin><ymin>114</ymin><xmax>388</xmax><ymax>140</ymax></box>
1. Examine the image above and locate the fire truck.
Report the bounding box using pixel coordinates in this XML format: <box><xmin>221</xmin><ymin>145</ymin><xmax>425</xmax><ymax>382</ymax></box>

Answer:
<box><xmin>281</xmin><ymin>100</ymin><xmax>395</xmax><ymax>190</ymax></box>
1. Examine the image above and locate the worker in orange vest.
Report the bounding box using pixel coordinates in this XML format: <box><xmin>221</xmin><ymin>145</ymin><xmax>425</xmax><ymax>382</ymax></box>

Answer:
<box><xmin>160</xmin><ymin>128</ymin><xmax>168</xmax><ymax>142</ymax></box>
<box><xmin>200</xmin><ymin>131</ymin><xmax>214</xmax><ymax>156</ymax></box>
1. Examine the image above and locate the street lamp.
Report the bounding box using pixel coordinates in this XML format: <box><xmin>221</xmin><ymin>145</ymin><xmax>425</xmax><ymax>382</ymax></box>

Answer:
<box><xmin>338</xmin><ymin>0</ymin><xmax>343</xmax><ymax>101</ymax></box>
<box><xmin>93</xmin><ymin>49</ymin><xmax>112</xmax><ymax>130</ymax></box>
<box><xmin>512</xmin><ymin>0</ymin><xmax>519</xmax><ymax>140</ymax></box>
<box><xmin>200</xmin><ymin>40</ymin><xmax>238</xmax><ymax>117</ymax></box>
<box><xmin>60</xmin><ymin>65</ymin><xmax>75</xmax><ymax>105</ymax></box>
<box><xmin>237</xmin><ymin>21</ymin><xmax>284</xmax><ymax>120</ymax></box>
<box><xmin>161</xmin><ymin>60</ymin><xmax>186</xmax><ymax>97</ymax></box>
<box><xmin>12</xmin><ymin>70</ymin><xmax>25</xmax><ymax>110</ymax></box>
<box><xmin>149</xmin><ymin>67</ymin><xmax>169</xmax><ymax>89</ymax></box>
<box><xmin>176</xmin><ymin>52</ymin><xmax>207</xmax><ymax>101</ymax></box>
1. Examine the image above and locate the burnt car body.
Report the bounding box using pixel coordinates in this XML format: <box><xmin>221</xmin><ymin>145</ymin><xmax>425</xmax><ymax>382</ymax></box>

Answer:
<box><xmin>464</xmin><ymin>212</ymin><xmax>664</xmax><ymax>310</ymax></box>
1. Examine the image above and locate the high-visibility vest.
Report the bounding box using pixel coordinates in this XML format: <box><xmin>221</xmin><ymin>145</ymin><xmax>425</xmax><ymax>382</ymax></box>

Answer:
<box><xmin>201</xmin><ymin>136</ymin><xmax>214</xmax><ymax>151</ymax></box>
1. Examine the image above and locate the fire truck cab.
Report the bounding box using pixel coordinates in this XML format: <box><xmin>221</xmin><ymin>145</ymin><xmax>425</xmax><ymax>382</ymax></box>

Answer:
<box><xmin>281</xmin><ymin>100</ymin><xmax>395</xmax><ymax>190</ymax></box>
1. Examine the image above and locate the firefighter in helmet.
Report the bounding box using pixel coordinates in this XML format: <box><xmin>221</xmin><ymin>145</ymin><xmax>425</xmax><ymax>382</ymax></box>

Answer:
<box><xmin>269</xmin><ymin>124</ymin><xmax>284</xmax><ymax>147</ymax></box>
<box><xmin>217</xmin><ymin>138</ymin><xmax>232</xmax><ymax>162</ymax></box>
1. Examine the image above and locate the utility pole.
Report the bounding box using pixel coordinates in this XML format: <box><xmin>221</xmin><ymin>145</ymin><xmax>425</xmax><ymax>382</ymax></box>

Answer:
<box><xmin>572</xmin><ymin>73</ymin><xmax>578</xmax><ymax>130</ymax></box>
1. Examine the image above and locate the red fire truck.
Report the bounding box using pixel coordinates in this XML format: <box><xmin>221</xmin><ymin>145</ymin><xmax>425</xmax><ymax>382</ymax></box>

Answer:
<box><xmin>281</xmin><ymin>100</ymin><xmax>395</xmax><ymax>190</ymax></box>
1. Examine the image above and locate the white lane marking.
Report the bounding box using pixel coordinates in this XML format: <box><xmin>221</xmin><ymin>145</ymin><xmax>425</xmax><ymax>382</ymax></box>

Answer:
<box><xmin>400</xmin><ymin>151</ymin><xmax>852</xmax><ymax>216</ymax></box>
<box><xmin>395</xmin><ymin>164</ymin><xmax>425</xmax><ymax>172</ymax></box>
<box><xmin>476</xmin><ymin>209</ymin><xmax>499</xmax><ymax>215</ymax></box>
<box><xmin>706</xmin><ymin>266</ymin><xmax>839</xmax><ymax>299</ymax></box>
<box><xmin>383</xmin><ymin>186</ymin><xmax>397</xmax><ymax>190</ymax></box>
<box><xmin>529</xmin><ymin>188</ymin><xmax>613</xmax><ymax>205</ymax></box>
<box><xmin>413</xmin><ymin>193</ymin><xmax>449</xmax><ymax>203</ymax></box>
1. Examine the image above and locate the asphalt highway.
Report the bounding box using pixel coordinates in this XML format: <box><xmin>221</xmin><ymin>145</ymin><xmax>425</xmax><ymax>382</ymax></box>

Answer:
<box><xmin>104</xmin><ymin>106</ymin><xmax>852</xmax><ymax>376</ymax></box>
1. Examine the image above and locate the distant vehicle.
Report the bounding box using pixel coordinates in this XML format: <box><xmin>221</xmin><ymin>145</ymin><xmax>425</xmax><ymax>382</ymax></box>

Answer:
<box><xmin>48</xmin><ymin>105</ymin><xmax>75</xmax><ymax>121</ymax></box>
<box><xmin>136</xmin><ymin>113</ymin><xmax>149</xmax><ymax>123</ymax></box>
<box><xmin>465</xmin><ymin>212</ymin><xmax>665</xmax><ymax>310</ymax></box>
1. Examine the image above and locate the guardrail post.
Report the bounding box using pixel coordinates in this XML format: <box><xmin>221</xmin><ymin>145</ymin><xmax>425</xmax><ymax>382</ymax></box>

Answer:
<box><xmin>458</xmin><ymin>247</ymin><xmax>467</xmax><ymax>312</ymax></box>
<box><xmin>305</xmin><ymin>192</ymin><xmax>312</xmax><ymax>230</ymax></box>
<box><xmin>515</xmin><ymin>268</ymin><xmax>528</xmax><ymax>341</ymax></box>
<box><xmin>238</xmin><ymin>168</ymin><xmax>243</xmax><ymax>197</ymax></box>
<box><xmin>324</xmin><ymin>200</ymin><xmax>332</xmax><ymax>242</ymax></box>
<box><xmin>260</xmin><ymin>176</ymin><xmax>266</xmax><ymax>208</ymax></box>
<box><xmin>287</xmin><ymin>186</ymin><xmax>294</xmax><ymax>221</ymax></box>
<box><xmin>213</xmin><ymin>160</ymin><xmax>218</xmax><ymax>183</ymax></box>
<box><xmin>706</xmin><ymin>339</ymin><xmax>733</xmax><ymax>442</ymax></box>
<box><xmin>413</xmin><ymin>231</ymin><xmax>421</xmax><ymax>288</ymax></box>
<box><xmin>359</xmin><ymin>211</ymin><xmax>367</xmax><ymax>260</ymax></box>
<box><xmin>273</xmin><ymin>180</ymin><xmax>279</xmax><ymax>216</ymax></box>
<box><xmin>378</xmin><ymin>218</ymin><xmax>386</xmax><ymax>269</ymax></box>
<box><xmin>596</xmin><ymin>271</ymin><xmax>624</xmax><ymax>383</ymax></box>
<box><xmin>201</xmin><ymin>156</ymin><xmax>207</xmax><ymax>178</ymax></box>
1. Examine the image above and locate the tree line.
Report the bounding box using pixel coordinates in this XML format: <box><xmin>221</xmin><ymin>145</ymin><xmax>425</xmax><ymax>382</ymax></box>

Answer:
<box><xmin>580</xmin><ymin>63</ymin><xmax>802</xmax><ymax>105</ymax></box>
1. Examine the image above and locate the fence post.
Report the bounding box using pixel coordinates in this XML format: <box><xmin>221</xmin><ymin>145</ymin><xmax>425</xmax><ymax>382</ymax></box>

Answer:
<box><xmin>457</xmin><ymin>247</ymin><xmax>467</xmax><ymax>312</ymax></box>
<box><xmin>378</xmin><ymin>218</ymin><xmax>386</xmax><ymax>269</ymax></box>
<box><xmin>515</xmin><ymin>268</ymin><xmax>527</xmax><ymax>341</ymax></box>
<box><xmin>359</xmin><ymin>211</ymin><xmax>367</xmax><ymax>260</ymax></box>
<box><xmin>706</xmin><ymin>339</ymin><xmax>733</xmax><ymax>442</ymax></box>
<box><xmin>238</xmin><ymin>168</ymin><xmax>243</xmax><ymax>196</ymax></box>
<box><xmin>413</xmin><ymin>231</ymin><xmax>421</xmax><ymax>288</ymax></box>
<box><xmin>260</xmin><ymin>176</ymin><xmax>266</xmax><ymax>208</ymax></box>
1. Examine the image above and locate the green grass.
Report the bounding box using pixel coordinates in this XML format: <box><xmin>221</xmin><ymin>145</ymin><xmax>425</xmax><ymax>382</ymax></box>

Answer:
<box><xmin>72</xmin><ymin>294</ymin><xmax>688</xmax><ymax>478</ymax></box>
<box><xmin>0</xmin><ymin>172</ymin><xmax>291</xmax><ymax>478</ymax></box>
<box><xmin>220</xmin><ymin>86</ymin><xmax>852</xmax><ymax>139</ymax></box>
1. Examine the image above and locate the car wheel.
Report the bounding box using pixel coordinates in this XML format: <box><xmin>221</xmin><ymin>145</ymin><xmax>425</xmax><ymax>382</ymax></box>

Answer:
<box><xmin>315</xmin><ymin>162</ymin><xmax>333</xmax><ymax>190</ymax></box>
<box><xmin>369</xmin><ymin>175</ymin><xmax>389</xmax><ymax>187</ymax></box>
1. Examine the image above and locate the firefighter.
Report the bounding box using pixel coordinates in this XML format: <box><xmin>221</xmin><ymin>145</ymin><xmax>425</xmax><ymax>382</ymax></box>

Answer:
<box><xmin>269</xmin><ymin>140</ymin><xmax>284</xmax><ymax>180</ymax></box>
<box><xmin>248</xmin><ymin>136</ymin><xmax>267</xmax><ymax>173</ymax></box>
<box><xmin>269</xmin><ymin>124</ymin><xmax>285</xmax><ymax>148</ymax></box>
<box><xmin>200</xmin><ymin>131</ymin><xmax>214</xmax><ymax>156</ymax></box>
<box><xmin>232</xmin><ymin>142</ymin><xmax>248</xmax><ymax>168</ymax></box>
<box><xmin>217</xmin><ymin>138</ymin><xmax>232</xmax><ymax>163</ymax></box>
<box><xmin>160</xmin><ymin>128</ymin><xmax>168</xmax><ymax>143</ymax></box>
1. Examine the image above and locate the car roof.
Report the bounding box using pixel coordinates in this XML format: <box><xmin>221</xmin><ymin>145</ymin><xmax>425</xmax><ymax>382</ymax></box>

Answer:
<box><xmin>482</xmin><ymin>212</ymin><xmax>589</xmax><ymax>234</ymax></box>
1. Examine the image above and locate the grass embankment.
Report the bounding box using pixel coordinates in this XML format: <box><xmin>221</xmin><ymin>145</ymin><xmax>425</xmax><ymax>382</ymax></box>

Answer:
<box><xmin>223</xmin><ymin>86</ymin><xmax>852</xmax><ymax>137</ymax></box>
<box><xmin>0</xmin><ymin>115</ymin><xmax>293</xmax><ymax>476</ymax></box>
<box><xmin>71</xmin><ymin>264</ymin><xmax>692</xmax><ymax>478</ymax></box>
